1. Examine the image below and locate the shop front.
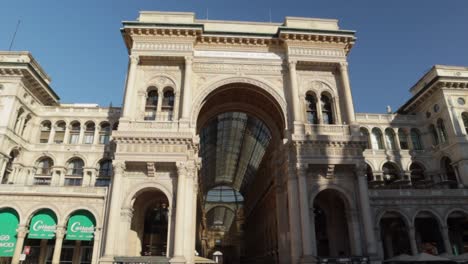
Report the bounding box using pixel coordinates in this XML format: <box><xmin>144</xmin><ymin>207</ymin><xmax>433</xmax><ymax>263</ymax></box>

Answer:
<box><xmin>0</xmin><ymin>208</ymin><xmax>19</xmax><ymax>264</ymax></box>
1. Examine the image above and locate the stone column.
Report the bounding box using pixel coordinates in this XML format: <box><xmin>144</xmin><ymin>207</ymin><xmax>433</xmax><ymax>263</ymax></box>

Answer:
<box><xmin>408</xmin><ymin>227</ymin><xmax>418</xmax><ymax>255</ymax></box>
<box><xmin>11</xmin><ymin>225</ymin><xmax>27</xmax><ymax>264</ymax></box>
<box><xmin>104</xmin><ymin>162</ymin><xmax>125</xmax><ymax>257</ymax></box>
<box><xmin>93</xmin><ymin>126</ymin><xmax>100</xmax><ymax>145</ymax></box>
<box><xmin>442</xmin><ymin>225</ymin><xmax>452</xmax><ymax>254</ymax></box>
<box><xmin>338</xmin><ymin>62</ymin><xmax>356</xmax><ymax>124</ymax></box>
<box><xmin>157</xmin><ymin>89</ymin><xmax>163</xmax><ymax>114</ymax></box>
<box><xmin>0</xmin><ymin>156</ymin><xmax>8</xmax><ymax>182</ymax></box>
<box><xmin>48</xmin><ymin>124</ymin><xmax>56</xmax><ymax>144</ymax></box>
<box><xmin>173</xmin><ymin>92</ymin><xmax>180</xmax><ymax>121</ymax></box>
<box><xmin>287</xmin><ymin>163</ymin><xmax>302</xmax><ymax>263</ymax></box>
<box><xmin>171</xmin><ymin>162</ymin><xmax>187</xmax><ymax>263</ymax></box>
<box><xmin>190</xmin><ymin>177</ymin><xmax>199</xmax><ymax>263</ymax></box>
<box><xmin>122</xmin><ymin>55</ymin><xmax>140</xmax><ymax>118</ymax></box>
<box><xmin>78</xmin><ymin>125</ymin><xmax>85</xmax><ymax>144</ymax></box>
<box><xmin>347</xmin><ymin>210</ymin><xmax>363</xmax><ymax>256</ymax></box>
<box><xmin>183</xmin><ymin>161</ymin><xmax>197</xmax><ymax>263</ymax></box>
<box><xmin>91</xmin><ymin>229</ymin><xmax>101</xmax><ymax>264</ymax></box>
<box><xmin>453</xmin><ymin>164</ymin><xmax>464</xmax><ymax>188</ymax></box>
<box><xmin>356</xmin><ymin>165</ymin><xmax>377</xmax><ymax>255</ymax></box>
<box><xmin>63</xmin><ymin>123</ymin><xmax>71</xmax><ymax>144</ymax></box>
<box><xmin>296</xmin><ymin>164</ymin><xmax>315</xmax><ymax>262</ymax></box>
<box><xmin>119</xmin><ymin>207</ymin><xmax>134</xmax><ymax>254</ymax></box>
<box><xmin>288</xmin><ymin>60</ymin><xmax>305</xmax><ymax>134</ymax></box>
<box><xmin>181</xmin><ymin>57</ymin><xmax>193</xmax><ymax>123</ymax></box>
<box><xmin>51</xmin><ymin>226</ymin><xmax>66</xmax><ymax>264</ymax></box>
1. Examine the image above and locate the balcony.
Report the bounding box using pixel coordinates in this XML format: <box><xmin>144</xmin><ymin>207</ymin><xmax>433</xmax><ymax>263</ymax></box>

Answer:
<box><xmin>369</xmin><ymin>188</ymin><xmax>468</xmax><ymax>199</ymax></box>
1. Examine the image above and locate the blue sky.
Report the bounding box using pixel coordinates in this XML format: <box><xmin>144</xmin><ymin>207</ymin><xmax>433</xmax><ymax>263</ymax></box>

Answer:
<box><xmin>1</xmin><ymin>0</ymin><xmax>467</xmax><ymax>113</ymax></box>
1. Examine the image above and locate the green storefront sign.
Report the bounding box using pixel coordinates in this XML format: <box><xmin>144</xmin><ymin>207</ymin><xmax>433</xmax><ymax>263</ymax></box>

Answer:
<box><xmin>0</xmin><ymin>209</ymin><xmax>19</xmax><ymax>257</ymax></box>
<box><xmin>66</xmin><ymin>211</ymin><xmax>95</xmax><ymax>241</ymax></box>
<box><xmin>28</xmin><ymin>209</ymin><xmax>57</xmax><ymax>239</ymax></box>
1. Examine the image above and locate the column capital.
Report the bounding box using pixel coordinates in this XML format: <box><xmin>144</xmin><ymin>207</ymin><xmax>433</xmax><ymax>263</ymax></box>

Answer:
<box><xmin>113</xmin><ymin>162</ymin><xmax>126</xmax><ymax>175</ymax></box>
<box><xmin>296</xmin><ymin>163</ymin><xmax>308</xmax><ymax>177</ymax></box>
<box><xmin>184</xmin><ymin>56</ymin><xmax>193</xmax><ymax>64</ymax></box>
<box><xmin>120</xmin><ymin>207</ymin><xmax>134</xmax><ymax>223</ymax></box>
<box><xmin>16</xmin><ymin>225</ymin><xmax>28</xmax><ymax>238</ymax></box>
<box><xmin>339</xmin><ymin>61</ymin><xmax>348</xmax><ymax>69</ymax></box>
<box><xmin>288</xmin><ymin>59</ymin><xmax>298</xmax><ymax>67</ymax></box>
<box><xmin>55</xmin><ymin>226</ymin><xmax>66</xmax><ymax>239</ymax></box>
<box><xmin>129</xmin><ymin>54</ymin><xmax>140</xmax><ymax>65</ymax></box>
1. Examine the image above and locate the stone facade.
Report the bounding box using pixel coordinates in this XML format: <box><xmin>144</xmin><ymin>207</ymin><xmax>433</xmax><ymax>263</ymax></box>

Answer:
<box><xmin>0</xmin><ymin>11</ymin><xmax>468</xmax><ymax>264</ymax></box>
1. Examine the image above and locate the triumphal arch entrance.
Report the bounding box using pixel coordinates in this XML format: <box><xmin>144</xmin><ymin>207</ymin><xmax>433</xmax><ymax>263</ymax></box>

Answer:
<box><xmin>100</xmin><ymin>11</ymin><xmax>375</xmax><ymax>264</ymax></box>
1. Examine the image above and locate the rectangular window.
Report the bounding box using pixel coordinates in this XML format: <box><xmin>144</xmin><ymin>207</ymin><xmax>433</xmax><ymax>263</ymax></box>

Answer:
<box><xmin>84</xmin><ymin>134</ymin><xmax>94</xmax><ymax>144</ymax></box>
<box><xmin>64</xmin><ymin>178</ymin><xmax>82</xmax><ymax>186</ymax></box>
<box><xmin>100</xmin><ymin>135</ymin><xmax>110</xmax><ymax>144</ymax></box>
<box><xmin>69</xmin><ymin>134</ymin><xmax>79</xmax><ymax>144</ymax></box>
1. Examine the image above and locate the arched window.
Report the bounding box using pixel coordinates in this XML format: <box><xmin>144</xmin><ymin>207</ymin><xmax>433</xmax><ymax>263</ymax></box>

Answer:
<box><xmin>83</xmin><ymin>122</ymin><xmax>95</xmax><ymax>144</ymax></box>
<box><xmin>14</xmin><ymin>108</ymin><xmax>24</xmax><ymax>132</ymax></box>
<box><xmin>382</xmin><ymin>162</ymin><xmax>399</xmax><ymax>186</ymax></box>
<box><xmin>462</xmin><ymin>112</ymin><xmax>468</xmax><ymax>134</ymax></box>
<box><xmin>366</xmin><ymin>163</ymin><xmax>375</xmax><ymax>184</ymax></box>
<box><xmin>65</xmin><ymin>158</ymin><xmax>84</xmax><ymax>186</ymax></box>
<box><xmin>410</xmin><ymin>128</ymin><xmax>423</xmax><ymax>150</ymax></box>
<box><xmin>409</xmin><ymin>163</ymin><xmax>425</xmax><ymax>184</ymax></box>
<box><xmin>96</xmin><ymin>160</ymin><xmax>112</xmax><ymax>187</ymax></box>
<box><xmin>69</xmin><ymin>121</ymin><xmax>81</xmax><ymax>144</ymax></box>
<box><xmin>437</xmin><ymin>119</ymin><xmax>447</xmax><ymax>143</ymax></box>
<box><xmin>145</xmin><ymin>88</ymin><xmax>158</xmax><ymax>121</ymax></box>
<box><xmin>1</xmin><ymin>150</ymin><xmax>19</xmax><ymax>184</ymax></box>
<box><xmin>21</xmin><ymin>114</ymin><xmax>31</xmax><ymax>137</ymax></box>
<box><xmin>371</xmin><ymin>128</ymin><xmax>384</xmax><ymax>150</ymax></box>
<box><xmin>162</xmin><ymin>88</ymin><xmax>175</xmax><ymax>121</ymax></box>
<box><xmin>305</xmin><ymin>93</ymin><xmax>318</xmax><ymax>124</ymax></box>
<box><xmin>398</xmin><ymin>129</ymin><xmax>409</xmax><ymax>150</ymax></box>
<box><xmin>320</xmin><ymin>93</ymin><xmax>334</xmax><ymax>124</ymax></box>
<box><xmin>385</xmin><ymin>128</ymin><xmax>397</xmax><ymax>150</ymax></box>
<box><xmin>360</xmin><ymin>128</ymin><xmax>371</xmax><ymax>149</ymax></box>
<box><xmin>39</xmin><ymin>121</ymin><xmax>51</xmax><ymax>143</ymax></box>
<box><xmin>429</xmin><ymin>124</ymin><xmax>439</xmax><ymax>145</ymax></box>
<box><xmin>99</xmin><ymin>122</ymin><xmax>111</xmax><ymax>144</ymax></box>
<box><xmin>441</xmin><ymin>157</ymin><xmax>458</xmax><ymax>189</ymax></box>
<box><xmin>34</xmin><ymin>157</ymin><xmax>54</xmax><ymax>185</ymax></box>
<box><xmin>54</xmin><ymin>121</ymin><xmax>66</xmax><ymax>144</ymax></box>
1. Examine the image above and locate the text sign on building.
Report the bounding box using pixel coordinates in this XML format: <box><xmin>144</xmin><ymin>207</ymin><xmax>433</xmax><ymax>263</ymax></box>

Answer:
<box><xmin>0</xmin><ymin>209</ymin><xmax>19</xmax><ymax>257</ymax></box>
<box><xmin>28</xmin><ymin>210</ymin><xmax>57</xmax><ymax>239</ymax></box>
<box><xmin>66</xmin><ymin>211</ymin><xmax>95</xmax><ymax>241</ymax></box>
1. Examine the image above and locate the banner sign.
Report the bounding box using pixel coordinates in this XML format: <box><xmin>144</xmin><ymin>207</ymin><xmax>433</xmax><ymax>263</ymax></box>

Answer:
<box><xmin>66</xmin><ymin>211</ymin><xmax>95</xmax><ymax>241</ymax></box>
<box><xmin>0</xmin><ymin>209</ymin><xmax>19</xmax><ymax>257</ymax></box>
<box><xmin>28</xmin><ymin>210</ymin><xmax>57</xmax><ymax>239</ymax></box>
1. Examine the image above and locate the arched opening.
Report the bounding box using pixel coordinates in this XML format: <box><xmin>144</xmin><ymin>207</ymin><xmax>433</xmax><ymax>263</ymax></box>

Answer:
<box><xmin>96</xmin><ymin>160</ymin><xmax>112</xmax><ymax>187</ymax></box>
<box><xmin>314</xmin><ymin>189</ymin><xmax>351</xmax><ymax>258</ymax></box>
<box><xmin>382</xmin><ymin>162</ymin><xmax>400</xmax><ymax>187</ymax></box>
<box><xmin>398</xmin><ymin>129</ymin><xmax>409</xmax><ymax>150</ymax></box>
<box><xmin>462</xmin><ymin>113</ymin><xmax>468</xmax><ymax>134</ymax></box>
<box><xmin>162</xmin><ymin>88</ymin><xmax>175</xmax><ymax>121</ymax></box>
<box><xmin>99</xmin><ymin>122</ymin><xmax>111</xmax><ymax>144</ymax></box>
<box><xmin>305</xmin><ymin>93</ymin><xmax>318</xmax><ymax>124</ymax></box>
<box><xmin>65</xmin><ymin>158</ymin><xmax>84</xmax><ymax>186</ymax></box>
<box><xmin>437</xmin><ymin>119</ymin><xmax>448</xmax><ymax>143</ymax></box>
<box><xmin>360</xmin><ymin>128</ymin><xmax>371</xmax><ymax>149</ymax></box>
<box><xmin>320</xmin><ymin>93</ymin><xmax>334</xmax><ymax>124</ymax></box>
<box><xmin>0</xmin><ymin>208</ymin><xmax>20</xmax><ymax>263</ymax></box>
<box><xmin>409</xmin><ymin>163</ymin><xmax>426</xmax><ymax>187</ymax></box>
<box><xmin>371</xmin><ymin>128</ymin><xmax>384</xmax><ymax>150</ymax></box>
<box><xmin>39</xmin><ymin>121</ymin><xmax>51</xmax><ymax>144</ymax></box>
<box><xmin>441</xmin><ymin>157</ymin><xmax>458</xmax><ymax>189</ymax></box>
<box><xmin>13</xmin><ymin>108</ymin><xmax>24</xmax><ymax>133</ymax></box>
<box><xmin>54</xmin><ymin>121</ymin><xmax>66</xmax><ymax>144</ymax></box>
<box><xmin>34</xmin><ymin>157</ymin><xmax>54</xmax><ymax>185</ymax></box>
<box><xmin>385</xmin><ymin>128</ymin><xmax>397</xmax><ymax>150</ymax></box>
<box><xmin>61</xmin><ymin>210</ymin><xmax>96</xmax><ymax>264</ymax></box>
<box><xmin>23</xmin><ymin>209</ymin><xmax>58</xmax><ymax>264</ymax></box>
<box><xmin>69</xmin><ymin>121</ymin><xmax>81</xmax><ymax>144</ymax></box>
<box><xmin>379</xmin><ymin>211</ymin><xmax>411</xmax><ymax>259</ymax></box>
<box><xmin>429</xmin><ymin>124</ymin><xmax>439</xmax><ymax>145</ymax></box>
<box><xmin>196</xmin><ymin>83</ymin><xmax>285</xmax><ymax>264</ymax></box>
<box><xmin>83</xmin><ymin>122</ymin><xmax>95</xmax><ymax>144</ymax></box>
<box><xmin>21</xmin><ymin>114</ymin><xmax>31</xmax><ymax>137</ymax></box>
<box><xmin>1</xmin><ymin>149</ymin><xmax>19</xmax><ymax>184</ymax></box>
<box><xmin>410</xmin><ymin>128</ymin><xmax>423</xmax><ymax>150</ymax></box>
<box><xmin>447</xmin><ymin>211</ymin><xmax>468</xmax><ymax>255</ymax></box>
<box><xmin>145</xmin><ymin>87</ymin><xmax>158</xmax><ymax>121</ymax></box>
<box><xmin>414</xmin><ymin>211</ymin><xmax>444</xmax><ymax>254</ymax></box>
<box><xmin>129</xmin><ymin>189</ymin><xmax>170</xmax><ymax>257</ymax></box>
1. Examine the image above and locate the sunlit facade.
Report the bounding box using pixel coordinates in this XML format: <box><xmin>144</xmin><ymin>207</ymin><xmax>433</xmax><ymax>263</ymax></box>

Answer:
<box><xmin>1</xmin><ymin>11</ymin><xmax>468</xmax><ymax>264</ymax></box>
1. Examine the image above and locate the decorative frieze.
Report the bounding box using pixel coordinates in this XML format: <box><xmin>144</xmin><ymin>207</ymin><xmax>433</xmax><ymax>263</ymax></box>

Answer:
<box><xmin>288</xmin><ymin>47</ymin><xmax>345</xmax><ymax>58</ymax></box>
<box><xmin>133</xmin><ymin>42</ymin><xmax>193</xmax><ymax>52</ymax></box>
<box><xmin>192</xmin><ymin>62</ymin><xmax>285</xmax><ymax>74</ymax></box>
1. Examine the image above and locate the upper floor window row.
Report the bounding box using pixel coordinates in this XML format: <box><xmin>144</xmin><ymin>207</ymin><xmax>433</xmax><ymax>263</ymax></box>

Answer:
<box><xmin>360</xmin><ymin>127</ymin><xmax>423</xmax><ymax>151</ymax></box>
<box><xmin>305</xmin><ymin>92</ymin><xmax>335</xmax><ymax>125</ymax></box>
<box><xmin>39</xmin><ymin>120</ymin><xmax>118</xmax><ymax>145</ymax></box>
<box><xmin>144</xmin><ymin>86</ymin><xmax>175</xmax><ymax>121</ymax></box>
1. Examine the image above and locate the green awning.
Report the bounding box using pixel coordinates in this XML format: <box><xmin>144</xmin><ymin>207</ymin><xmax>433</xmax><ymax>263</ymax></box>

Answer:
<box><xmin>0</xmin><ymin>209</ymin><xmax>19</xmax><ymax>257</ymax></box>
<box><xmin>28</xmin><ymin>209</ymin><xmax>57</xmax><ymax>239</ymax></box>
<box><xmin>66</xmin><ymin>210</ymin><xmax>95</xmax><ymax>241</ymax></box>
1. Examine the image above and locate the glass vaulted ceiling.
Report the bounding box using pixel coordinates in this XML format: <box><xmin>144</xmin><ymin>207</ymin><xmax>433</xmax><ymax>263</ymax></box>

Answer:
<box><xmin>200</xmin><ymin>112</ymin><xmax>272</xmax><ymax>194</ymax></box>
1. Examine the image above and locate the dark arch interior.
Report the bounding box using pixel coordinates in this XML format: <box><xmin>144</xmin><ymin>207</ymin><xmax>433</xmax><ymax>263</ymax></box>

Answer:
<box><xmin>379</xmin><ymin>212</ymin><xmax>411</xmax><ymax>259</ymax></box>
<box><xmin>196</xmin><ymin>84</ymin><xmax>286</xmax><ymax>264</ymax></box>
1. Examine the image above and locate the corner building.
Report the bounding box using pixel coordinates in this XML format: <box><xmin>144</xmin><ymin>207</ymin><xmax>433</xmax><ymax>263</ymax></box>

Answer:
<box><xmin>1</xmin><ymin>11</ymin><xmax>468</xmax><ymax>264</ymax></box>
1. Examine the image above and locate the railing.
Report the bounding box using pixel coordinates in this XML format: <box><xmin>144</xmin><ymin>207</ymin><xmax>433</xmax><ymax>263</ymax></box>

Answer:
<box><xmin>33</xmin><ymin>176</ymin><xmax>52</xmax><ymax>185</ymax></box>
<box><xmin>304</xmin><ymin>124</ymin><xmax>350</xmax><ymax>136</ymax></box>
<box><xmin>119</xmin><ymin>120</ymin><xmax>178</xmax><ymax>131</ymax></box>
<box><xmin>356</xmin><ymin>113</ymin><xmax>420</xmax><ymax>124</ymax></box>
<box><xmin>369</xmin><ymin>188</ymin><xmax>468</xmax><ymax>198</ymax></box>
<box><xmin>0</xmin><ymin>185</ymin><xmax>107</xmax><ymax>197</ymax></box>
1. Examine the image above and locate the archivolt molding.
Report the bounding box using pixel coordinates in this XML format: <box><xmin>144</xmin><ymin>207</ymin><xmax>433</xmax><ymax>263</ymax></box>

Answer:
<box><xmin>443</xmin><ymin>207</ymin><xmax>468</xmax><ymax>223</ymax></box>
<box><xmin>374</xmin><ymin>208</ymin><xmax>412</xmax><ymax>228</ymax></box>
<box><xmin>190</xmin><ymin>76</ymin><xmax>288</xmax><ymax>127</ymax></box>
<box><xmin>410</xmin><ymin>208</ymin><xmax>445</xmax><ymax>227</ymax></box>
<box><xmin>24</xmin><ymin>203</ymin><xmax>62</xmax><ymax>226</ymax></box>
<box><xmin>62</xmin><ymin>205</ymin><xmax>101</xmax><ymax>227</ymax></box>
<box><xmin>122</xmin><ymin>181</ymin><xmax>173</xmax><ymax>209</ymax></box>
<box><xmin>145</xmin><ymin>74</ymin><xmax>178</xmax><ymax>93</ymax></box>
<box><xmin>0</xmin><ymin>202</ymin><xmax>24</xmax><ymax>224</ymax></box>
<box><xmin>308</xmin><ymin>184</ymin><xmax>356</xmax><ymax>211</ymax></box>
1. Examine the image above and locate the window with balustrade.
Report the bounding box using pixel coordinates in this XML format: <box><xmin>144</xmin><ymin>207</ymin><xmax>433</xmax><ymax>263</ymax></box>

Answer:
<box><xmin>99</xmin><ymin>122</ymin><xmax>111</xmax><ymax>144</ymax></box>
<box><xmin>21</xmin><ymin>114</ymin><xmax>31</xmax><ymax>137</ymax></box>
<box><xmin>371</xmin><ymin>128</ymin><xmax>384</xmax><ymax>150</ymax></box>
<box><xmin>385</xmin><ymin>128</ymin><xmax>397</xmax><ymax>150</ymax></box>
<box><xmin>360</xmin><ymin>127</ymin><xmax>371</xmax><ymax>149</ymax></box>
<box><xmin>54</xmin><ymin>121</ymin><xmax>66</xmax><ymax>144</ymax></box>
<box><xmin>320</xmin><ymin>93</ymin><xmax>334</xmax><ymax>124</ymax></box>
<box><xmin>14</xmin><ymin>108</ymin><xmax>24</xmax><ymax>133</ymax></box>
<box><xmin>69</xmin><ymin>121</ymin><xmax>80</xmax><ymax>144</ymax></box>
<box><xmin>305</xmin><ymin>93</ymin><xmax>318</xmax><ymax>124</ymax></box>
<box><xmin>162</xmin><ymin>88</ymin><xmax>175</xmax><ymax>121</ymax></box>
<box><xmin>437</xmin><ymin>119</ymin><xmax>447</xmax><ymax>143</ymax></box>
<box><xmin>411</xmin><ymin>128</ymin><xmax>423</xmax><ymax>150</ymax></box>
<box><xmin>65</xmin><ymin>158</ymin><xmax>84</xmax><ymax>186</ymax></box>
<box><xmin>39</xmin><ymin>121</ymin><xmax>51</xmax><ymax>143</ymax></box>
<box><xmin>96</xmin><ymin>160</ymin><xmax>113</xmax><ymax>187</ymax></box>
<box><xmin>34</xmin><ymin>157</ymin><xmax>53</xmax><ymax>185</ymax></box>
<box><xmin>83</xmin><ymin>122</ymin><xmax>95</xmax><ymax>144</ymax></box>
<box><xmin>398</xmin><ymin>129</ymin><xmax>409</xmax><ymax>150</ymax></box>
<box><xmin>429</xmin><ymin>124</ymin><xmax>439</xmax><ymax>145</ymax></box>
<box><xmin>145</xmin><ymin>88</ymin><xmax>158</xmax><ymax>120</ymax></box>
